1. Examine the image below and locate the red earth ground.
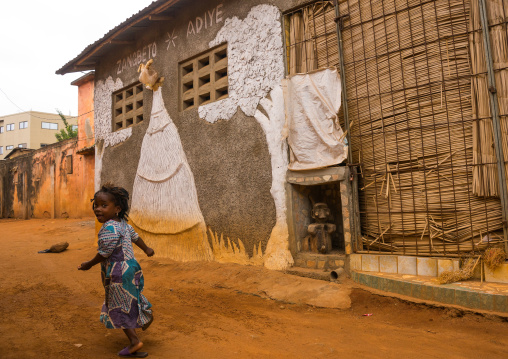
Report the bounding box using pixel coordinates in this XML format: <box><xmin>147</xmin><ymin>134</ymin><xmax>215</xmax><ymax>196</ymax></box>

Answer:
<box><xmin>2</xmin><ymin>218</ymin><xmax>508</xmax><ymax>358</ymax></box>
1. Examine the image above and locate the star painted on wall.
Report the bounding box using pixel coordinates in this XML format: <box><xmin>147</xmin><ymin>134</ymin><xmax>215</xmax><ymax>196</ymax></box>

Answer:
<box><xmin>165</xmin><ymin>29</ymin><xmax>177</xmax><ymax>49</ymax></box>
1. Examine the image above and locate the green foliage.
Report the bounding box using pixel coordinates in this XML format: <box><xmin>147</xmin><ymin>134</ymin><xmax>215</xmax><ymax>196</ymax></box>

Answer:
<box><xmin>55</xmin><ymin>110</ymin><xmax>78</xmax><ymax>142</ymax></box>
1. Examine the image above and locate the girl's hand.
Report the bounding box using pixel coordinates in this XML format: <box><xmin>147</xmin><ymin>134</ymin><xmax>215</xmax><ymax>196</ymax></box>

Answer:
<box><xmin>78</xmin><ymin>261</ymin><xmax>92</xmax><ymax>271</ymax></box>
<box><xmin>145</xmin><ymin>248</ymin><xmax>155</xmax><ymax>257</ymax></box>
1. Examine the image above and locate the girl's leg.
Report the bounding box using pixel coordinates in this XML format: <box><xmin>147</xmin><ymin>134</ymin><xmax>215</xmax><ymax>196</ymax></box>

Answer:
<box><xmin>122</xmin><ymin>329</ymin><xmax>143</xmax><ymax>352</ymax></box>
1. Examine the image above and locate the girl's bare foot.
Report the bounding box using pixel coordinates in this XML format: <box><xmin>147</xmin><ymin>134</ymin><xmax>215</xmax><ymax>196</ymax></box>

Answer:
<box><xmin>129</xmin><ymin>341</ymin><xmax>143</xmax><ymax>353</ymax></box>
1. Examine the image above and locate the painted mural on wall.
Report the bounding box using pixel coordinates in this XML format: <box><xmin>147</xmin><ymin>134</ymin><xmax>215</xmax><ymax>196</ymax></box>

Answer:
<box><xmin>93</xmin><ymin>4</ymin><xmax>294</xmax><ymax>270</ymax></box>
<box><xmin>198</xmin><ymin>4</ymin><xmax>293</xmax><ymax>270</ymax></box>
<box><xmin>94</xmin><ymin>77</ymin><xmax>127</xmax><ymax>191</ymax></box>
<box><xmin>129</xmin><ymin>86</ymin><xmax>213</xmax><ymax>261</ymax></box>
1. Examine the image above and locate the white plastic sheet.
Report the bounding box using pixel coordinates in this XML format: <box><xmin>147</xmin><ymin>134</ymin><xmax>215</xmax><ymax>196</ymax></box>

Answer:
<box><xmin>282</xmin><ymin>67</ymin><xmax>347</xmax><ymax>171</ymax></box>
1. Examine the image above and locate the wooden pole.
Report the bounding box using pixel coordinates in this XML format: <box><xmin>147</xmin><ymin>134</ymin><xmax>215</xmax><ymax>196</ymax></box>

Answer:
<box><xmin>478</xmin><ymin>0</ymin><xmax>508</xmax><ymax>254</ymax></box>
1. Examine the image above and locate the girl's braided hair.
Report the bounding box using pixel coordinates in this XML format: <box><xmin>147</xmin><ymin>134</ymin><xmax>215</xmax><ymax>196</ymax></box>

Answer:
<box><xmin>92</xmin><ymin>183</ymin><xmax>130</xmax><ymax>220</ymax></box>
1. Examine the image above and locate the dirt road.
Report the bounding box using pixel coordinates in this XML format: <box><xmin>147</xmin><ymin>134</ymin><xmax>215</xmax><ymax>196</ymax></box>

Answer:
<box><xmin>2</xmin><ymin>218</ymin><xmax>507</xmax><ymax>358</ymax></box>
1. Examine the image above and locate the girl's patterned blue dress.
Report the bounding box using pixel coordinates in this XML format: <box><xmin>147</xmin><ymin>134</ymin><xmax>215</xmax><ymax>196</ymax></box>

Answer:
<box><xmin>97</xmin><ymin>219</ymin><xmax>153</xmax><ymax>329</ymax></box>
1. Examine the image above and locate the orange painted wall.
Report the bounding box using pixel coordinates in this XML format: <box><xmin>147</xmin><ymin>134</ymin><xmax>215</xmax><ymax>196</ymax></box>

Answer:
<box><xmin>0</xmin><ymin>139</ymin><xmax>94</xmax><ymax>219</ymax></box>
<box><xmin>76</xmin><ymin>76</ymin><xmax>95</xmax><ymax>149</ymax></box>
<box><xmin>31</xmin><ymin>139</ymin><xmax>94</xmax><ymax>218</ymax></box>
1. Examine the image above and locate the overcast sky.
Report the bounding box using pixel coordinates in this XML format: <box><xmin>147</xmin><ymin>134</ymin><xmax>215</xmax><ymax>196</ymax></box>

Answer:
<box><xmin>0</xmin><ymin>1</ymin><xmax>154</xmax><ymax>117</ymax></box>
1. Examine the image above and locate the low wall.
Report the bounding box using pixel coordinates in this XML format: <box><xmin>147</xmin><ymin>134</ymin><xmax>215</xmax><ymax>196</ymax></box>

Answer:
<box><xmin>350</xmin><ymin>253</ymin><xmax>508</xmax><ymax>285</ymax></box>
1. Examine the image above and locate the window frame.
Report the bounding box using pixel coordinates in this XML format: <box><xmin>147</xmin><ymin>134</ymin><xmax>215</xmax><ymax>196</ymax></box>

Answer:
<box><xmin>6</xmin><ymin>123</ymin><xmax>14</xmax><ymax>131</ymax></box>
<box><xmin>41</xmin><ymin>122</ymin><xmax>58</xmax><ymax>130</ymax></box>
<box><xmin>19</xmin><ymin>121</ymin><xmax>28</xmax><ymax>129</ymax></box>
<box><xmin>179</xmin><ymin>43</ymin><xmax>229</xmax><ymax>111</ymax></box>
<box><xmin>112</xmin><ymin>82</ymin><xmax>144</xmax><ymax>132</ymax></box>
<box><xmin>6</xmin><ymin>145</ymin><xmax>13</xmax><ymax>150</ymax></box>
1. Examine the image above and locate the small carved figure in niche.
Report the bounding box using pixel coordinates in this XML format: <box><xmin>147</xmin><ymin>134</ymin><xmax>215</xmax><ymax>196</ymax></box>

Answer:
<box><xmin>302</xmin><ymin>203</ymin><xmax>336</xmax><ymax>254</ymax></box>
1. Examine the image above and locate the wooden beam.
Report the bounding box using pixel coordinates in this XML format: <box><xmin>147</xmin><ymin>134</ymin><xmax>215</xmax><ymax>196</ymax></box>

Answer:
<box><xmin>149</xmin><ymin>15</ymin><xmax>173</xmax><ymax>21</ymax></box>
<box><xmin>108</xmin><ymin>40</ymin><xmax>133</xmax><ymax>45</ymax></box>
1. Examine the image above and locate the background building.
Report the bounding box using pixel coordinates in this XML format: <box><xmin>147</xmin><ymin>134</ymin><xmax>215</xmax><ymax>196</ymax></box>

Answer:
<box><xmin>0</xmin><ymin>111</ymin><xmax>77</xmax><ymax>160</ymax></box>
<box><xmin>0</xmin><ymin>72</ymin><xmax>94</xmax><ymax>220</ymax></box>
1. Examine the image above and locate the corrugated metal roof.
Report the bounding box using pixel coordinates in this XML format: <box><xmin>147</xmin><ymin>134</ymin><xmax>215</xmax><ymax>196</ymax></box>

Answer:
<box><xmin>56</xmin><ymin>0</ymin><xmax>182</xmax><ymax>75</ymax></box>
<box><xmin>70</xmin><ymin>72</ymin><xmax>95</xmax><ymax>86</ymax></box>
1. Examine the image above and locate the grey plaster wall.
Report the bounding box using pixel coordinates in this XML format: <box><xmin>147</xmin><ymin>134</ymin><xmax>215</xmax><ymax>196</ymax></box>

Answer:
<box><xmin>97</xmin><ymin>0</ymin><xmax>309</xmax><ymax>255</ymax></box>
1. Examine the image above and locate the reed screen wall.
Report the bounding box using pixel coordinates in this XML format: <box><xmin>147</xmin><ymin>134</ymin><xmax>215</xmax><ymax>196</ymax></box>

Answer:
<box><xmin>285</xmin><ymin>0</ymin><xmax>506</xmax><ymax>256</ymax></box>
<box><xmin>339</xmin><ymin>0</ymin><xmax>507</xmax><ymax>256</ymax></box>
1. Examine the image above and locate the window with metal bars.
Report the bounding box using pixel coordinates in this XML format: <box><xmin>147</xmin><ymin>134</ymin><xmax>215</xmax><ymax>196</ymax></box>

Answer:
<box><xmin>112</xmin><ymin>82</ymin><xmax>144</xmax><ymax>131</ymax></box>
<box><xmin>179</xmin><ymin>43</ymin><xmax>228</xmax><ymax>111</ymax></box>
<box><xmin>284</xmin><ymin>1</ymin><xmax>339</xmax><ymax>75</ymax></box>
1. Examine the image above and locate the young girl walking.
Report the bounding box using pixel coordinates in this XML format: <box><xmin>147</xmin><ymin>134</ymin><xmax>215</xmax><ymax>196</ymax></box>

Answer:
<box><xmin>79</xmin><ymin>183</ymin><xmax>154</xmax><ymax>358</ymax></box>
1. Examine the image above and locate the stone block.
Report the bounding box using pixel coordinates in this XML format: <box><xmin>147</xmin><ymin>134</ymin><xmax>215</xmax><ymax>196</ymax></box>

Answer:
<box><xmin>475</xmin><ymin>293</ymin><xmax>495</xmax><ymax>312</ymax></box>
<box><xmin>336</xmin><ymin>260</ymin><xmax>345</xmax><ymax>267</ymax></box>
<box><xmin>437</xmin><ymin>259</ymin><xmax>454</xmax><ymax>276</ymax></box>
<box><xmin>398</xmin><ymin>256</ymin><xmax>417</xmax><ymax>275</ymax></box>
<box><xmin>360</xmin><ymin>273</ymin><xmax>371</xmax><ymax>286</ymax></box>
<box><xmin>411</xmin><ymin>283</ymin><xmax>434</xmax><ymax>301</ymax></box>
<box><xmin>392</xmin><ymin>281</ymin><xmax>412</xmax><ymax>297</ymax></box>
<box><xmin>294</xmin><ymin>258</ymin><xmax>305</xmax><ymax>267</ymax></box>
<box><xmin>379</xmin><ymin>255</ymin><xmax>398</xmax><ymax>274</ymax></box>
<box><xmin>453</xmin><ymin>259</ymin><xmax>460</xmax><ymax>271</ymax></box>
<box><xmin>454</xmin><ymin>289</ymin><xmax>470</xmax><ymax>308</ymax></box>
<box><xmin>471</xmin><ymin>260</ymin><xmax>482</xmax><ymax>280</ymax></box>
<box><xmin>378</xmin><ymin>277</ymin><xmax>395</xmax><ymax>293</ymax></box>
<box><xmin>434</xmin><ymin>286</ymin><xmax>455</xmax><ymax>305</ymax></box>
<box><xmin>417</xmin><ymin>257</ymin><xmax>438</xmax><ymax>277</ymax></box>
<box><xmin>349</xmin><ymin>254</ymin><xmax>361</xmax><ymax>270</ymax></box>
<box><xmin>342</xmin><ymin>195</ymin><xmax>349</xmax><ymax>206</ymax></box>
<box><xmin>456</xmin><ymin>291</ymin><xmax>495</xmax><ymax>312</ymax></box>
<box><xmin>317</xmin><ymin>260</ymin><xmax>325</xmax><ymax>269</ymax></box>
<box><xmin>362</xmin><ymin>254</ymin><xmax>379</xmax><ymax>272</ymax></box>
<box><xmin>485</xmin><ymin>263</ymin><xmax>508</xmax><ymax>284</ymax></box>
<box><xmin>306</xmin><ymin>260</ymin><xmax>316</xmax><ymax>269</ymax></box>
<box><xmin>345</xmin><ymin>243</ymin><xmax>352</xmax><ymax>255</ymax></box>
<box><xmin>493</xmin><ymin>294</ymin><xmax>508</xmax><ymax>313</ymax></box>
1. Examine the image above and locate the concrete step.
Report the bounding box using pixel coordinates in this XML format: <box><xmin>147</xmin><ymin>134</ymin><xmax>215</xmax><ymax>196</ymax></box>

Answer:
<box><xmin>294</xmin><ymin>251</ymin><xmax>346</xmax><ymax>270</ymax></box>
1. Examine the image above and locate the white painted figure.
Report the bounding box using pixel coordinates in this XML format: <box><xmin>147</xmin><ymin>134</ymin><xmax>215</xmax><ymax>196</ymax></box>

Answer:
<box><xmin>129</xmin><ymin>87</ymin><xmax>213</xmax><ymax>261</ymax></box>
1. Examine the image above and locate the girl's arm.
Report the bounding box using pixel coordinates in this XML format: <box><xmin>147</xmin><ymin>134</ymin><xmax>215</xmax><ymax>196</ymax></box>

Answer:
<box><xmin>133</xmin><ymin>237</ymin><xmax>155</xmax><ymax>257</ymax></box>
<box><xmin>78</xmin><ymin>253</ymin><xmax>107</xmax><ymax>270</ymax></box>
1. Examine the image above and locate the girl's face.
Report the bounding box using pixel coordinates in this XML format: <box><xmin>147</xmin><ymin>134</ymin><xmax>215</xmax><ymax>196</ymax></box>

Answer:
<box><xmin>93</xmin><ymin>192</ymin><xmax>121</xmax><ymax>223</ymax></box>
